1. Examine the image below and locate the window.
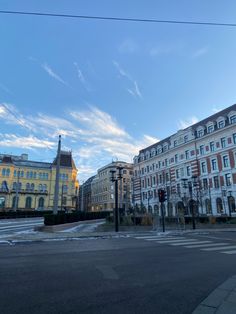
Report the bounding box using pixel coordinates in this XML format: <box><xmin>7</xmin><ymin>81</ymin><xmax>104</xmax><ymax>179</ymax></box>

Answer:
<box><xmin>221</xmin><ymin>137</ymin><xmax>226</xmax><ymax>148</ymax></box>
<box><xmin>233</xmin><ymin>133</ymin><xmax>236</xmax><ymax>145</ymax></box>
<box><xmin>123</xmin><ymin>169</ymin><xmax>127</xmax><ymax>174</ymax></box>
<box><xmin>225</xmin><ymin>173</ymin><xmax>232</xmax><ymax>186</ymax></box>
<box><xmin>200</xmin><ymin>145</ymin><xmax>204</xmax><ymax>155</ymax></box>
<box><xmin>62</xmin><ymin>185</ymin><xmax>68</xmax><ymax>193</ymax></box>
<box><xmin>38</xmin><ymin>197</ymin><xmax>44</xmax><ymax>209</ymax></box>
<box><xmin>14</xmin><ymin>170</ymin><xmax>17</xmax><ymax>177</ymax></box>
<box><xmin>197</xmin><ymin>129</ymin><xmax>204</xmax><ymax>137</ymax></box>
<box><xmin>203</xmin><ymin>178</ymin><xmax>208</xmax><ymax>190</ymax></box>
<box><xmin>174</xmin><ymin>140</ymin><xmax>177</xmax><ymax>147</ymax></box>
<box><xmin>213</xmin><ymin>176</ymin><xmax>219</xmax><ymax>189</ymax></box>
<box><xmin>21</xmin><ymin>171</ymin><xmax>24</xmax><ymax>178</ymax></box>
<box><xmin>175</xmin><ymin>154</ymin><xmax>178</xmax><ymax>163</ymax></box>
<box><xmin>184</xmin><ymin>135</ymin><xmax>188</xmax><ymax>143</ymax></box>
<box><xmin>201</xmin><ymin>162</ymin><xmax>206</xmax><ymax>174</ymax></box>
<box><xmin>166</xmin><ymin>172</ymin><xmax>169</xmax><ymax>182</ymax></box>
<box><xmin>211</xmin><ymin>159</ymin><xmax>217</xmax><ymax>171</ymax></box>
<box><xmin>210</xmin><ymin>142</ymin><xmax>215</xmax><ymax>152</ymax></box>
<box><xmin>207</xmin><ymin>125</ymin><xmax>214</xmax><ymax>133</ymax></box>
<box><xmin>176</xmin><ymin>169</ymin><xmax>179</xmax><ymax>179</ymax></box>
<box><xmin>185</xmin><ymin>150</ymin><xmax>190</xmax><ymax>159</ymax></box>
<box><xmin>230</xmin><ymin>115</ymin><xmax>236</xmax><ymax>124</ymax></box>
<box><xmin>147</xmin><ymin>166</ymin><xmax>149</xmax><ymax>173</ymax></box>
<box><xmin>223</xmin><ymin>155</ymin><xmax>229</xmax><ymax>168</ymax></box>
<box><xmin>187</xmin><ymin>166</ymin><xmax>191</xmax><ymax>176</ymax></box>
<box><xmin>1</xmin><ymin>168</ymin><xmax>6</xmax><ymax>176</ymax></box>
<box><xmin>218</xmin><ymin>120</ymin><xmax>224</xmax><ymax>129</ymax></box>
<box><xmin>26</xmin><ymin>183</ymin><xmax>30</xmax><ymax>191</ymax></box>
<box><xmin>216</xmin><ymin>198</ymin><xmax>224</xmax><ymax>213</ymax></box>
<box><xmin>25</xmin><ymin>197</ymin><xmax>32</xmax><ymax>209</ymax></box>
<box><xmin>180</xmin><ymin>168</ymin><xmax>184</xmax><ymax>177</ymax></box>
<box><xmin>153</xmin><ymin>176</ymin><xmax>156</xmax><ymax>185</ymax></box>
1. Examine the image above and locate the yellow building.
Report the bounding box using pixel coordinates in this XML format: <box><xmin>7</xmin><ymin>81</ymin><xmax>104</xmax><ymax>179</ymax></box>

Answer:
<box><xmin>0</xmin><ymin>151</ymin><xmax>79</xmax><ymax>211</ymax></box>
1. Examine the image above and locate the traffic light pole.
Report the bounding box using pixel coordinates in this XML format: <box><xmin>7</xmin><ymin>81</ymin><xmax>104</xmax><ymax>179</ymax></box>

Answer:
<box><xmin>161</xmin><ymin>202</ymin><xmax>165</xmax><ymax>232</ymax></box>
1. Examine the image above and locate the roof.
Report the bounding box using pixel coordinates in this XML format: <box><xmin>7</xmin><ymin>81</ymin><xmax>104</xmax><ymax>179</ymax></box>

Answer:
<box><xmin>53</xmin><ymin>151</ymin><xmax>77</xmax><ymax>169</ymax></box>
<box><xmin>139</xmin><ymin>103</ymin><xmax>236</xmax><ymax>154</ymax></box>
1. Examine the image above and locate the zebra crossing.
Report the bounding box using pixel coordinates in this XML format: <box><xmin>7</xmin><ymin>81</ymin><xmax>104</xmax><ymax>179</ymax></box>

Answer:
<box><xmin>132</xmin><ymin>235</ymin><xmax>236</xmax><ymax>255</ymax></box>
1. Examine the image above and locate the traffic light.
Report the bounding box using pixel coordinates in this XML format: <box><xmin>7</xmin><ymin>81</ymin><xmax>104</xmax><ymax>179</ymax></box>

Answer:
<box><xmin>158</xmin><ymin>189</ymin><xmax>167</xmax><ymax>203</ymax></box>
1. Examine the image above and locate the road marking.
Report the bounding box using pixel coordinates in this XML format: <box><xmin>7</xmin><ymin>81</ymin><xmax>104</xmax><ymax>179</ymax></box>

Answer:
<box><xmin>185</xmin><ymin>243</ymin><xmax>227</xmax><ymax>248</ymax></box>
<box><xmin>134</xmin><ymin>236</ymin><xmax>182</xmax><ymax>240</ymax></box>
<box><xmin>222</xmin><ymin>250</ymin><xmax>236</xmax><ymax>254</ymax></box>
<box><xmin>156</xmin><ymin>239</ymin><xmax>195</xmax><ymax>244</ymax></box>
<box><xmin>171</xmin><ymin>241</ymin><xmax>212</xmax><ymax>246</ymax></box>
<box><xmin>202</xmin><ymin>245</ymin><xmax>236</xmax><ymax>251</ymax></box>
<box><xmin>145</xmin><ymin>237</ymin><xmax>184</xmax><ymax>241</ymax></box>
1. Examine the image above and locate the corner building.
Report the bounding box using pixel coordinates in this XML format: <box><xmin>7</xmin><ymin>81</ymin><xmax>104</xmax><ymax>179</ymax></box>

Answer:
<box><xmin>91</xmin><ymin>161</ymin><xmax>133</xmax><ymax>212</ymax></box>
<box><xmin>0</xmin><ymin>151</ymin><xmax>79</xmax><ymax>211</ymax></box>
<box><xmin>133</xmin><ymin>104</ymin><xmax>236</xmax><ymax>217</ymax></box>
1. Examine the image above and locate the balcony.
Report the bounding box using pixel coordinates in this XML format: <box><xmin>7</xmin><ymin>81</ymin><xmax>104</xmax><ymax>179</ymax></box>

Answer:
<box><xmin>11</xmin><ymin>189</ymin><xmax>48</xmax><ymax>195</ymax></box>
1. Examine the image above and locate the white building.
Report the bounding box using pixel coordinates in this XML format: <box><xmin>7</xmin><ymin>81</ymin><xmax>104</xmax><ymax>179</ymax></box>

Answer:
<box><xmin>133</xmin><ymin>104</ymin><xmax>236</xmax><ymax>217</ymax></box>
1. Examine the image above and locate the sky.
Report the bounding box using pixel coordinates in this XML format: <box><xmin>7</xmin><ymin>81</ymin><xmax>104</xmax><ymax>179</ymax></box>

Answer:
<box><xmin>1</xmin><ymin>0</ymin><xmax>236</xmax><ymax>182</ymax></box>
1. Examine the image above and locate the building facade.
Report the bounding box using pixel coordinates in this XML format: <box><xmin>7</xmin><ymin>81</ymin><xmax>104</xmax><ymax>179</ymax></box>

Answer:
<box><xmin>0</xmin><ymin>151</ymin><xmax>79</xmax><ymax>211</ymax></box>
<box><xmin>78</xmin><ymin>175</ymin><xmax>96</xmax><ymax>212</ymax></box>
<box><xmin>91</xmin><ymin>161</ymin><xmax>133</xmax><ymax>212</ymax></box>
<box><xmin>133</xmin><ymin>104</ymin><xmax>236</xmax><ymax>217</ymax></box>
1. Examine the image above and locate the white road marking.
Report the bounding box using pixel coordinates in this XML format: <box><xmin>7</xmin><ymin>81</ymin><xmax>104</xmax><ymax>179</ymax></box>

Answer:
<box><xmin>171</xmin><ymin>241</ymin><xmax>212</xmax><ymax>246</ymax></box>
<box><xmin>222</xmin><ymin>250</ymin><xmax>236</xmax><ymax>254</ymax></box>
<box><xmin>185</xmin><ymin>243</ymin><xmax>227</xmax><ymax>248</ymax></box>
<box><xmin>202</xmin><ymin>245</ymin><xmax>236</xmax><ymax>251</ymax></box>
<box><xmin>156</xmin><ymin>239</ymin><xmax>195</xmax><ymax>244</ymax></box>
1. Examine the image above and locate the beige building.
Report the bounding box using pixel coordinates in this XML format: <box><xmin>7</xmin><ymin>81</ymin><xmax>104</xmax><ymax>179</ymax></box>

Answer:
<box><xmin>91</xmin><ymin>161</ymin><xmax>133</xmax><ymax>212</ymax></box>
<box><xmin>0</xmin><ymin>151</ymin><xmax>79</xmax><ymax>211</ymax></box>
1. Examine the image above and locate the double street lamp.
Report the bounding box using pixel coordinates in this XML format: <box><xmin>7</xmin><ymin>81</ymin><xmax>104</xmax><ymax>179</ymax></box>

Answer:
<box><xmin>110</xmin><ymin>166</ymin><xmax>123</xmax><ymax>232</ymax></box>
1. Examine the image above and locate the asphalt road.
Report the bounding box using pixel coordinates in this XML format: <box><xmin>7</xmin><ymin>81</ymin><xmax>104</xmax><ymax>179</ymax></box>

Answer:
<box><xmin>1</xmin><ymin>232</ymin><xmax>236</xmax><ymax>314</ymax></box>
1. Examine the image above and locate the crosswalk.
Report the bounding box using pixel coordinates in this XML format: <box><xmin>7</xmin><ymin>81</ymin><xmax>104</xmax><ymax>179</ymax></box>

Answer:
<box><xmin>0</xmin><ymin>218</ymin><xmax>43</xmax><ymax>237</ymax></box>
<box><xmin>132</xmin><ymin>235</ymin><xmax>236</xmax><ymax>255</ymax></box>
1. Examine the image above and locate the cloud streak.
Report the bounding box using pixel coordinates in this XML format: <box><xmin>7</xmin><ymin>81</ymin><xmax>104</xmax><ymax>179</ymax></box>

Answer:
<box><xmin>42</xmin><ymin>63</ymin><xmax>69</xmax><ymax>86</ymax></box>
<box><xmin>113</xmin><ymin>61</ymin><xmax>142</xmax><ymax>99</ymax></box>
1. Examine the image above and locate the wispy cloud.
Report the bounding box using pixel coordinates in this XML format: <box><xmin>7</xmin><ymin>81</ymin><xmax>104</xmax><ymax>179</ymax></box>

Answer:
<box><xmin>41</xmin><ymin>63</ymin><xmax>69</xmax><ymax>86</ymax></box>
<box><xmin>192</xmin><ymin>47</ymin><xmax>208</xmax><ymax>58</ymax></box>
<box><xmin>113</xmin><ymin>61</ymin><xmax>142</xmax><ymax>99</ymax></box>
<box><xmin>0</xmin><ymin>134</ymin><xmax>55</xmax><ymax>150</ymax></box>
<box><xmin>178</xmin><ymin>116</ymin><xmax>199</xmax><ymax>129</ymax></box>
<box><xmin>73</xmin><ymin>62</ymin><xmax>91</xmax><ymax>91</ymax></box>
<box><xmin>0</xmin><ymin>103</ymin><xmax>158</xmax><ymax>181</ymax></box>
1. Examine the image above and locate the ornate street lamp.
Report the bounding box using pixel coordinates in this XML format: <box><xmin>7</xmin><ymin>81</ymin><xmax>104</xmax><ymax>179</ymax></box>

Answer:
<box><xmin>110</xmin><ymin>166</ymin><xmax>123</xmax><ymax>232</ymax></box>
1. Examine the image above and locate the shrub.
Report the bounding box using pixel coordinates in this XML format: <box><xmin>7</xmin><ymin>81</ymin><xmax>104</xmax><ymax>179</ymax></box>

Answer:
<box><xmin>44</xmin><ymin>211</ymin><xmax>110</xmax><ymax>226</ymax></box>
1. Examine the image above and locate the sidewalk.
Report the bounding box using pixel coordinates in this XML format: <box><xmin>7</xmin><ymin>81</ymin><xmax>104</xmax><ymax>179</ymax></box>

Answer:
<box><xmin>193</xmin><ymin>275</ymin><xmax>236</xmax><ymax>314</ymax></box>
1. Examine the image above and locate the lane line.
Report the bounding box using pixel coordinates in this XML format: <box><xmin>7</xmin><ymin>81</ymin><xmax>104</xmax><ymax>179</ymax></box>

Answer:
<box><xmin>171</xmin><ymin>241</ymin><xmax>212</xmax><ymax>246</ymax></box>
<box><xmin>185</xmin><ymin>243</ymin><xmax>227</xmax><ymax>248</ymax></box>
<box><xmin>202</xmin><ymin>245</ymin><xmax>236</xmax><ymax>251</ymax></box>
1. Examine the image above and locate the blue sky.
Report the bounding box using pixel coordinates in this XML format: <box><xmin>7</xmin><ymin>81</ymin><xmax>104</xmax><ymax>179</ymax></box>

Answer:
<box><xmin>1</xmin><ymin>0</ymin><xmax>236</xmax><ymax>182</ymax></box>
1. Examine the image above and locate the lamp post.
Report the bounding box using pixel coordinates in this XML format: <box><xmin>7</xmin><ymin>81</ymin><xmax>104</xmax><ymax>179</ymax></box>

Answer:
<box><xmin>182</xmin><ymin>177</ymin><xmax>196</xmax><ymax>230</ymax></box>
<box><xmin>110</xmin><ymin>166</ymin><xmax>123</xmax><ymax>232</ymax></box>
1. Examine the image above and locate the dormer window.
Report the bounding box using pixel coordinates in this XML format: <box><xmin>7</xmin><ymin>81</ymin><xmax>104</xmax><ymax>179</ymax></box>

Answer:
<box><xmin>174</xmin><ymin>140</ymin><xmax>177</xmax><ymax>147</ymax></box>
<box><xmin>218</xmin><ymin>120</ymin><xmax>225</xmax><ymax>129</ymax></box>
<box><xmin>230</xmin><ymin>114</ymin><xmax>236</xmax><ymax>124</ymax></box>
<box><xmin>184</xmin><ymin>135</ymin><xmax>188</xmax><ymax>143</ymax></box>
<box><xmin>207</xmin><ymin>125</ymin><xmax>214</xmax><ymax>133</ymax></box>
<box><xmin>197</xmin><ymin>129</ymin><xmax>204</xmax><ymax>137</ymax></box>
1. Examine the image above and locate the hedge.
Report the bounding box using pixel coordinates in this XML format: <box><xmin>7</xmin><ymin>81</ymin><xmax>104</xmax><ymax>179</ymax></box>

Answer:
<box><xmin>0</xmin><ymin>210</ymin><xmax>57</xmax><ymax>219</ymax></box>
<box><xmin>44</xmin><ymin>211</ymin><xmax>110</xmax><ymax>226</ymax></box>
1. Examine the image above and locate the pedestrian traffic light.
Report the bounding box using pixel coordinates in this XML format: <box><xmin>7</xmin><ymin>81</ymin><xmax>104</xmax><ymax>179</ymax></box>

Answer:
<box><xmin>158</xmin><ymin>189</ymin><xmax>167</xmax><ymax>203</ymax></box>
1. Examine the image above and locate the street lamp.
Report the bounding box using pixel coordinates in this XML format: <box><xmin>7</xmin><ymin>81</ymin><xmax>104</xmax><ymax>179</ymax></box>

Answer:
<box><xmin>182</xmin><ymin>177</ymin><xmax>196</xmax><ymax>230</ymax></box>
<box><xmin>110</xmin><ymin>166</ymin><xmax>123</xmax><ymax>232</ymax></box>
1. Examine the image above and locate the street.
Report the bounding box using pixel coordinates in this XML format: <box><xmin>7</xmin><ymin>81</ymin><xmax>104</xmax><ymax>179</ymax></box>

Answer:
<box><xmin>0</xmin><ymin>218</ymin><xmax>43</xmax><ymax>238</ymax></box>
<box><xmin>1</xmin><ymin>231</ymin><xmax>236</xmax><ymax>314</ymax></box>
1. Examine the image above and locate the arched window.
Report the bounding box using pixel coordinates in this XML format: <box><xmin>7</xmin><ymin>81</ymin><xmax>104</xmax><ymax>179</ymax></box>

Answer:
<box><xmin>216</xmin><ymin>198</ymin><xmax>223</xmax><ymax>213</ymax></box>
<box><xmin>2</xmin><ymin>168</ymin><xmax>6</xmax><ymax>176</ymax></box>
<box><xmin>6</xmin><ymin>169</ymin><xmax>10</xmax><ymax>177</ymax></box>
<box><xmin>25</xmin><ymin>197</ymin><xmax>32</xmax><ymax>209</ymax></box>
<box><xmin>43</xmin><ymin>184</ymin><xmax>47</xmax><ymax>192</ymax></box>
<box><xmin>0</xmin><ymin>196</ymin><xmax>5</xmax><ymax>209</ymax></box>
<box><xmin>38</xmin><ymin>184</ymin><xmax>43</xmax><ymax>192</ymax></box>
<box><xmin>12</xmin><ymin>196</ymin><xmax>19</xmax><ymax>209</ymax></box>
<box><xmin>228</xmin><ymin>196</ymin><xmax>236</xmax><ymax>213</ymax></box>
<box><xmin>26</xmin><ymin>183</ymin><xmax>30</xmax><ymax>191</ymax></box>
<box><xmin>205</xmin><ymin>199</ymin><xmax>212</xmax><ymax>214</ymax></box>
<box><xmin>12</xmin><ymin>182</ymin><xmax>17</xmax><ymax>190</ymax></box>
<box><xmin>38</xmin><ymin>197</ymin><xmax>44</xmax><ymax>209</ymax></box>
<box><xmin>30</xmin><ymin>183</ymin><xmax>34</xmax><ymax>191</ymax></box>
